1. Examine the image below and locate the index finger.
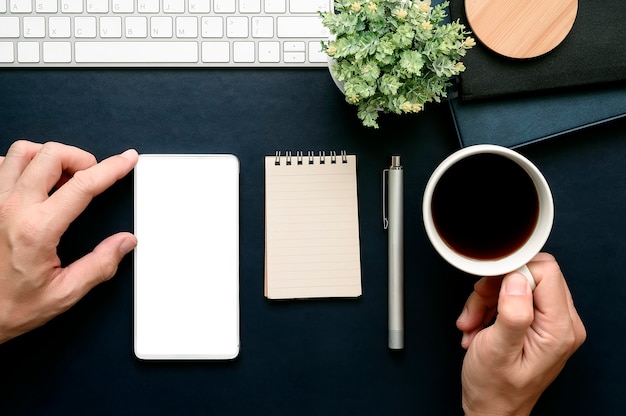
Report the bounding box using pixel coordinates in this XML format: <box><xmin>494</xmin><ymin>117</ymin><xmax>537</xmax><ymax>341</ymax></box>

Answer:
<box><xmin>456</xmin><ymin>276</ymin><xmax>502</xmax><ymax>332</ymax></box>
<box><xmin>43</xmin><ymin>149</ymin><xmax>138</xmax><ymax>235</ymax></box>
<box><xmin>14</xmin><ymin>142</ymin><xmax>98</xmax><ymax>201</ymax></box>
<box><xmin>528</xmin><ymin>253</ymin><xmax>572</xmax><ymax>320</ymax></box>
<box><xmin>0</xmin><ymin>140</ymin><xmax>43</xmax><ymax>193</ymax></box>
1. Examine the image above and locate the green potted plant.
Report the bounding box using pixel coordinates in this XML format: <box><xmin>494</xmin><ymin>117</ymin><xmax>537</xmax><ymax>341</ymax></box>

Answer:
<box><xmin>320</xmin><ymin>0</ymin><xmax>475</xmax><ymax>128</ymax></box>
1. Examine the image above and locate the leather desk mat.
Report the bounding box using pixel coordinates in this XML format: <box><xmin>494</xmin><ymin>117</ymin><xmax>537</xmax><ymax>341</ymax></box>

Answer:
<box><xmin>0</xmin><ymin>69</ymin><xmax>625</xmax><ymax>415</ymax></box>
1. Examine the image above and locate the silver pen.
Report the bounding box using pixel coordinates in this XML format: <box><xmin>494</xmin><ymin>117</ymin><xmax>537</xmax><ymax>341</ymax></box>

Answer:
<box><xmin>383</xmin><ymin>156</ymin><xmax>404</xmax><ymax>350</ymax></box>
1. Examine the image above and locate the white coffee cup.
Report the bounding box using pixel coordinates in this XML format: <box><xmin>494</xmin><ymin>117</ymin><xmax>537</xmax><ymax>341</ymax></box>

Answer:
<box><xmin>422</xmin><ymin>145</ymin><xmax>554</xmax><ymax>289</ymax></box>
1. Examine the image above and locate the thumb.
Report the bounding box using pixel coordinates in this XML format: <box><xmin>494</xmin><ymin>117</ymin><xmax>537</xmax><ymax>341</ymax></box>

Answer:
<box><xmin>50</xmin><ymin>233</ymin><xmax>137</xmax><ymax>310</ymax></box>
<box><xmin>489</xmin><ymin>272</ymin><xmax>534</xmax><ymax>358</ymax></box>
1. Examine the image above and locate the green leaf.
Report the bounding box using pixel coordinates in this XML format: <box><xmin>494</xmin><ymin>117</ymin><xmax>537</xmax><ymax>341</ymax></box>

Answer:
<box><xmin>359</xmin><ymin>60</ymin><xmax>381</xmax><ymax>84</ymax></box>
<box><xmin>357</xmin><ymin>103</ymin><xmax>380</xmax><ymax>128</ymax></box>
<box><xmin>378</xmin><ymin>73</ymin><xmax>403</xmax><ymax>96</ymax></box>
<box><xmin>353</xmin><ymin>31</ymin><xmax>381</xmax><ymax>60</ymax></box>
<box><xmin>392</xmin><ymin>23</ymin><xmax>414</xmax><ymax>48</ymax></box>
<box><xmin>399</xmin><ymin>50</ymin><xmax>424</xmax><ymax>76</ymax></box>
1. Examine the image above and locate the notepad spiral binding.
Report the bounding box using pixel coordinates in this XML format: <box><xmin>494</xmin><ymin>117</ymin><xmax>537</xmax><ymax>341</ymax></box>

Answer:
<box><xmin>274</xmin><ymin>150</ymin><xmax>349</xmax><ymax>166</ymax></box>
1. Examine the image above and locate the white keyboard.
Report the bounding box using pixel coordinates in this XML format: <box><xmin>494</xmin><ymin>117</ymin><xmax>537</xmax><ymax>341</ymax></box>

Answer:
<box><xmin>0</xmin><ymin>0</ymin><xmax>331</xmax><ymax>67</ymax></box>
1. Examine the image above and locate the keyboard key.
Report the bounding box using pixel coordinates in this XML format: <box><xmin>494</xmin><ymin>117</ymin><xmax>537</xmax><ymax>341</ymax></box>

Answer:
<box><xmin>0</xmin><ymin>17</ymin><xmax>20</xmax><ymax>38</ymax></box>
<box><xmin>87</xmin><ymin>0</ymin><xmax>108</xmax><ymax>13</ymax></box>
<box><xmin>176</xmin><ymin>16</ymin><xmax>198</xmax><ymax>38</ymax></box>
<box><xmin>258</xmin><ymin>41</ymin><xmax>279</xmax><ymax>63</ymax></box>
<box><xmin>23</xmin><ymin>17</ymin><xmax>46</xmax><ymax>38</ymax></box>
<box><xmin>151</xmin><ymin>16</ymin><xmax>173</xmax><ymax>38</ymax></box>
<box><xmin>100</xmin><ymin>16</ymin><xmax>122</xmax><ymax>38</ymax></box>
<box><xmin>163</xmin><ymin>0</ymin><xmax>184</xmax><ymax>13</ymax></box>
<box><xmin>264</xmin><ymin>0</ymin><xmax>285</xmax><ymax>13</ymax></box>
<box><xmin>35</xmin><ymin>0</ymin><xmax>57</xmax><ymax>13</ymax></box>
<box><xmin>137</xmin><ymin>0</ymin><xmax>159</xmax><ymax>13</ymax></box>
<box><xmin>112</xmin><ymin>0</ymin><xmax>134</xmax><ymax>13</ymax></box>
<box><xmin>277</xmin><ymin>16</ymin><xmax>328</xmax><ymax>38</ymax></box>
<box><xmin>201</xmin><ymin>16</ymin><xmax>223</xmax><ymax>38</ymax></box>
<box><xmin>202</xmin><ymin>41</ymin><xmax>229</xmax><ymax>62</ymax></box>
<box><xmin>126</xmin><ymin>16</ymin><xmax>148</xmax><ymax>37</ymax></box>
<box><xmin>75</xmin><ymin>16</ymin><xmax>97</xmax><ymax>38</ymax></box>
<box><xmin>60</xmin><ymin>0</ymin><xmax>82</xmax><ymax>13</ymax></box>
<box><xmin>239</xmin><ymin>0</ymin><xmax>261</xmax><ymax>13</ymax></box>
<box><xmin>0</xmin><ymin>43</ymin><xmax>14</xmax><ymax>63</ymax></box>
<box><xmin>49</xmin><ymin>17</ymin><xmax>71</xmax><ymax>38</ymax></box>
<box><xmin>0</xmin><ymin>0</ymin><xmax>6</xmax><ymax>12</ymax></box>
<box><xmin>284</xmin><ymin>51</ymin><xmax>305</xmax><ymax>63</ymax></box>
<box><xmin>43</xmin><ymin>41</ymin><xmax>71</xmax><ymax>62</ymax></box>
<box><xmin>252</xmin><ymin>16</ymin><xmax>273</xmax><ymax>38</ymax></box>
<box><xmin>189</xmin><ymin>0</ymin><xmax>210</xmax><ymax>13</ymax></box>
<box><xmin>76</xmin><ymin>41</ymin><xmax>198</xmax><ymax>62</ymax></box>
<box><xmin>214</xmin><ymin>0</ymin><xmax>235</xmax><ymax>13</ymax></box>
<box><xmin>233</xmin><ymin>41</ymin><xmax>254</xmax><ymax>63</ymax></box>
<box><xmin>10</xmin><ymin>0</ymin><xmax>32</xmax><ymax>13</ymax></box>
<box><xmin>226</xmin><ymin>16</ymin><xmax>248</xmax><ymax>38</ymax></box>
<box><xmin>18</xmin><ymin>41</ymin><xmax>40</xmax><ymax>63</ymax></box>
<box><xmin>284</xmin><ymin>41</ymin><xmax>304</xmax><ymax>52</ymax></box>
<box><xmin>308</xmin><ymin>41</ymin><xmax>327</xmax><ymax>63</ymax></box>
<box><xmin>289</xmin><ymin>0</ymin><xmax>329</xmax><ymax>13</ymax></box>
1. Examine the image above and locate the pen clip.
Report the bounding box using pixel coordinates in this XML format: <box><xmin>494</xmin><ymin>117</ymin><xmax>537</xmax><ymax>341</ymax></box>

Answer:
<box><xmin>382</xmin><ymin>168</ymin><xmax>389</xmax><ymax>230</ymax></box>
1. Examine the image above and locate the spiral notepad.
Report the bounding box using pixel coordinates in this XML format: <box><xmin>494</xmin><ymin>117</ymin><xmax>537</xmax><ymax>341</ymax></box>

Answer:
<box><xmin>264</xmin><ymin>151</ymin><xmax>362</xmax><ymax>300</ymax></box>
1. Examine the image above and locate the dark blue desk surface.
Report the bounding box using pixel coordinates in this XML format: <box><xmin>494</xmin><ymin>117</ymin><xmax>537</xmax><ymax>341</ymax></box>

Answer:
<box><xmin>1</xmin><ymin>69</ymin><xmax>625</xmax><ymax>415</ymax></box>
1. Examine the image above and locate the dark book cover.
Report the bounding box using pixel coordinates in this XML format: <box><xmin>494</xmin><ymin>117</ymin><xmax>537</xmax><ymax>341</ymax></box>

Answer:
<box><xmin>448</xmin><ymin>85</ymin><xmax>626</xmax><ymax>148</ymax></box>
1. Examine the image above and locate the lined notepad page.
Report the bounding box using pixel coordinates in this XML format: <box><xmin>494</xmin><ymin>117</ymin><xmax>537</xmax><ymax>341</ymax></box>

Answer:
<box><xmin>264</xmin><ymin>153</ymin><xmax>362</xmax><ymax>300</ymax></box>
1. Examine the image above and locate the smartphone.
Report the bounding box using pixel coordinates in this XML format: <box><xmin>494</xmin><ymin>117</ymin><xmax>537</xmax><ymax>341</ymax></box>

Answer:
<box><xmin>134</xmin><ymin>154</ymin><xmax>240</xmax><ymax>360</ymax></box>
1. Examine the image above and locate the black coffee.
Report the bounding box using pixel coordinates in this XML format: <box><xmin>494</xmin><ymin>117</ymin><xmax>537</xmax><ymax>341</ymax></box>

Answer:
<box><xmin>431</xmin><ymin>153</ymin><xmax>539</xmax><ymax>260</ymax></box>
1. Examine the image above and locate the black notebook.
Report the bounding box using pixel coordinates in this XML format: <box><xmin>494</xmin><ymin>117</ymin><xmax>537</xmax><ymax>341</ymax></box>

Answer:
<box><xmin>450</xmin><ymin>0</ymin><xmax>626</xmax><ymax>101</ymax></box>
<box><xmin>449</xmin><ymin>85</ymin><xmax>626</xmax><ymax>149</ymax></box>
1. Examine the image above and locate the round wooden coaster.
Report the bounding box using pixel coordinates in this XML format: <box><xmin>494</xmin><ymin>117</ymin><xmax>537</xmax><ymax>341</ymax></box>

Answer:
<box><xmin>465</xmin><ymin>0</ymin><xmax>578</xmax><ymax>59</ymax></box>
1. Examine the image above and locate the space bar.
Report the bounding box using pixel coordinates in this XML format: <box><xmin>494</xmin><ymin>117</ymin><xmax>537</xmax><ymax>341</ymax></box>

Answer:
<box><xmin>75</xmin><ymin>42</ymin><xmax>198</xmax><ymax>63</ymax></box>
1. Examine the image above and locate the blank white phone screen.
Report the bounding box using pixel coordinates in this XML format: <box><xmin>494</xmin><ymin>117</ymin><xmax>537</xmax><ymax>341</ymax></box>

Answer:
<box><xmin>134</xmin><ymin>154</ymin><xmax>239</xmax><ymax>360</ymax></box>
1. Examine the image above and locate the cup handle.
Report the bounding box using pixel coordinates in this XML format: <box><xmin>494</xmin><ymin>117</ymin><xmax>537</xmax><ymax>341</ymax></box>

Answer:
<box><xmin>515</xmin><ymin>265</ymin><xmax>536</xmax><ymax>291</ymax></box>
